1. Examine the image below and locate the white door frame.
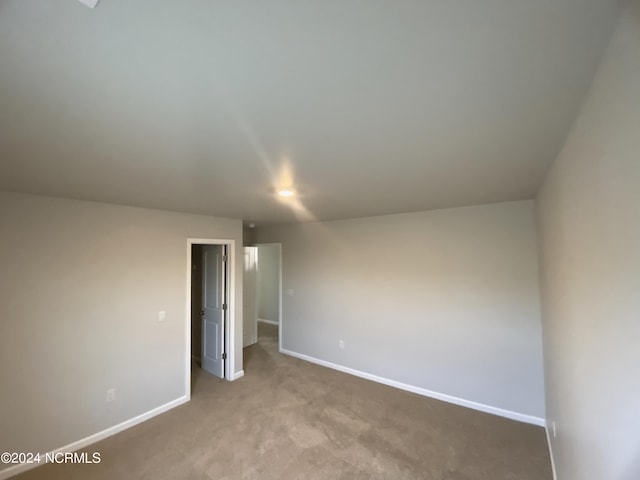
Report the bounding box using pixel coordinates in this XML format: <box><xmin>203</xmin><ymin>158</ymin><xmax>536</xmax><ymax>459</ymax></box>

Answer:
<box><xmin>185</xmin><ymin>238</ymin><xmax>236</xmax><ymax>399</ymax></box>
<box><xmin>255</xmin><ymin>242</ymin><xmax>282</xmax><ymax>351</ymax></box>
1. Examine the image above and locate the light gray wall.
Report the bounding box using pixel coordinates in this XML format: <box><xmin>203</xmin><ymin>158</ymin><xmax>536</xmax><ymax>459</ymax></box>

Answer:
<box><xmin>255</xmin><ymin>200</ymin><xmax>545</xmax><ymax>419</ymax></box>
<box><xmin>256</xmin><ymin>244</ymin><xmax>280</xmax><ymax>323</ymax></box>
<box><xmin>0</xmin><ymin>191</ymin><xmax>243</xmax><ymax>466</ymax></box>
<box><xmin>536</xmin><ymin>2</ymin><xmax>640</xmax><ymax>479</ymax></box>
<box><xmin>243</xmin><ymin>246</ymin><xmax>258</xmax><ymax>347</ymax></box>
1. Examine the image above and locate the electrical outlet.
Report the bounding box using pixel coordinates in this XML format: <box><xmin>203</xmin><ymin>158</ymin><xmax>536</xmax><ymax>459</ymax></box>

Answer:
<box><xmin>552</xmin><ymin>421</ymin><xmax>557</xmax><ymax>438</ymax></box>
<box><xmin>339</xmin><ymin>340</ymin><xmax>345</xmax><ymax>349</ymax></box>
<box><xmin>158</xmin><ymin>311</ymin><xmax>166</xmax><ymax>322</ymax></box>
<box><xmin>106</xmin><ymin>388</ymin><xmax>116</xmax><ymax>402</ymax></box>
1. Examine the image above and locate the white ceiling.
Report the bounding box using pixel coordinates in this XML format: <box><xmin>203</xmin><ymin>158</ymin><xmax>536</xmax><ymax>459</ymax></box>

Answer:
<box><xmin>0</xmin><ymin>0</ymin><xmax>621</xmax><ymax>225</ymax></box>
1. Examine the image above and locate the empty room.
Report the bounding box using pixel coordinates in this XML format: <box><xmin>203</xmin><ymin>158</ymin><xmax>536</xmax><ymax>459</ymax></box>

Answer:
<box><xmin>1</xmin><ymin>1</ymin><xmax>638</xmax><ymax>479</ymax></box>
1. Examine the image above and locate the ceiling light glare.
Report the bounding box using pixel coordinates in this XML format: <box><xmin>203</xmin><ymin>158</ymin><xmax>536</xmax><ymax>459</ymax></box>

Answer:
<box><xmin>77</xmin><ymin>0</ymin><xmax>100</xmax><ymax>8</ymax></box>
<box><xmin>277</xmin><ymin>188</ymin><xmax>295</xmax><ymax>198</ymax></box>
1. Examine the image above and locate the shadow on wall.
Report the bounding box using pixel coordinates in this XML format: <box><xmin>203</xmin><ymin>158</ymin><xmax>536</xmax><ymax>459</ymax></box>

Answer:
<box><xmin>191</xmin><ymin>244</ymin><xmax>203</xmax><ymax>361</ymax></box>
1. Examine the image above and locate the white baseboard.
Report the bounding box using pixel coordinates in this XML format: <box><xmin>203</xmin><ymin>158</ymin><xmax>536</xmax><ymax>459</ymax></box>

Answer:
<box><xmin>231</xmin><ymin>370</ymin><xmax>245</xmax><ymax>381</ymax></box>
<box><xmin>258</xmin><ymin>318</ymin><xmax>279</xmax><ymax>326</ymax></box>
<box><xmin>545</xmin><ymin>424</ymin><xmax>558</xmax><ymax>480</ymax></box>
<box><xmin>280</xmin><ymin>348</ymin><xmax>545</xmax><ymax>427</ymax></box>
<box><xmin>243</xmin><ymin>335</ymin><xmax>258</xmax><ymax>348</ymax></box>
<box><xmin>0</xmin><ymin>396</ymin><xmax>188</xmax><ymax>480</ymax></box>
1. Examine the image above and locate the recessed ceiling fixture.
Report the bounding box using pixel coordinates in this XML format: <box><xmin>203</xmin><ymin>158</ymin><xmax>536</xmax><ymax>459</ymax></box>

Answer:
<box><xmin>277</xmin><ymin>188</ymin><xmax>295</xmax><ymax>198</ymax></box>
<box><xmin>77</xmin><ymin>0</ymin><xmax>100</xmax><ymax>8</ymax></box>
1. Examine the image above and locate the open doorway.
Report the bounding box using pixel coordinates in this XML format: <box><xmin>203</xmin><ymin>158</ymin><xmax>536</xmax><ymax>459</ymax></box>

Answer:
<box><xmin>242</xmin><ymin>243</ymin><xmax>282</xmax><ymax>366</ymax></box>
<box><xmin>187</xmin><ymin>238</ymin><xmax>236</xmax><ymax>398</ymax></box>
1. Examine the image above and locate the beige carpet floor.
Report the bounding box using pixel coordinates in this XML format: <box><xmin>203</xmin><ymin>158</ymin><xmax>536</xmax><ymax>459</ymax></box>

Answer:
<box><xmin>12</xmin><ymin>323</ymin><xmax>552</xmax><ymax>479</ymax></box>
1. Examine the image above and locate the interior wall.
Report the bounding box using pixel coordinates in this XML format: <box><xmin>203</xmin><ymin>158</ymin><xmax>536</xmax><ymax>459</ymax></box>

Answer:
<box><xmin>0</xmin><ymin>191</ymin><xmax>243</xmax><ymax>468</ymax></box>
<box><xmin>243</xmin><ymin>246</ymin><xmax>258</xmax><ymax>347</ymax></box>
<box><xmin>536</xmin><ymin>2</ymin><xmax>640</xmax><ymax>479</ymax></box>
<box><xmin>243</xmin><ymin>225</ymin><xmax>255</xmax><ymax>247</ymax></box>
<box><xmin>255</xmin><ymin>200</ymin><xmax>545</xmax><ymax>420</ymax></box>
<box><xmin>256</xmin><ymin>244</ymin><xmax>280</xmax><ymax>324</ymax></box>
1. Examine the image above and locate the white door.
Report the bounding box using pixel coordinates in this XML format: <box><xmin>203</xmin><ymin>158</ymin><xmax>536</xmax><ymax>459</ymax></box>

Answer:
<box><xmin>243</xmin><ymin>247</ymin><xmax>258</xmax><ymax>347</ymax></box>
<box><xmin>201</xmin><ymin>245</ymin><xmax>226</xmax><ymax>378</ymax></box>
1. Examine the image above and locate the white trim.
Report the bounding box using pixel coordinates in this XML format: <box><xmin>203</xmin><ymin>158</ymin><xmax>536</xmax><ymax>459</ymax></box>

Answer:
<box><xmin>280</xmin><ymin>348</ymin><xmax>546</xmax><ymax>427</ymax></box>
<box><xmin>186</xmin><ymin>238</ymin><xmax>237</xmax><ymax>393</ymax></box>
<box><xmin>0</xmin><ymin>396</ymin><xmax>187</xmax><ymax>480</ymax></box>
<box><xmin>226</xmin><ymin>241</ymin><xmax>237</xmax><ymax>381</ymax></box>
<box><xmin>257</xmin><ymin>318</ymin><xmax>279</xmax><ymax>326</ymax></box>
<box><xmin>545</xmin><ymin>424</ymin><xmax>558</xmax><ymax>480</ymax></box>
<box><xmin>231</xmin><ymin>370</ymin><xmax>245</xmax><ymax>381</ymax></box>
